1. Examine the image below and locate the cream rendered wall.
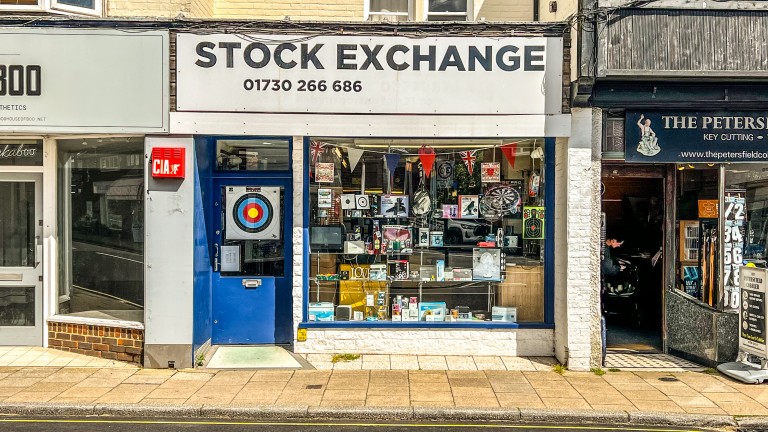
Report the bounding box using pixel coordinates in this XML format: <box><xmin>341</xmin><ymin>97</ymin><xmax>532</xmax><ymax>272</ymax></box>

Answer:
<box><xmin>473</xmin><ymin>0</ymin><xmax>533</xmax><ymax>21</ymax></box>
<box><xmin>213</xmin><ymin>0</ymin><xmax>364</xmax><ymax>20</ymax></box>
<box><xmin>191</xmin><ymin>0</ymin><xmax>214</xmax><ymax>18</ymax></box>
<box><xmin>107</xmin><ymin>0</ymin><xmax>191</xmax><ymax>17</ymax></box>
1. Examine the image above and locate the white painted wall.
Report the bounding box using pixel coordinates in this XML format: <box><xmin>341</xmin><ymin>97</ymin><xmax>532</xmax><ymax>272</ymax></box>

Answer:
<box><xmin>295</xmin><ymin>328</ymin><xmax>554</xmax><ymax>356</ymax></box>
<box><xmin>144</xmin><ymin>136</ymin><xmax>196</xmax><ymax>367</ymax></box>
<box><xmin>553</xmin><ymin>108</ymin><xmax>602</xmax><ymax>371</ymax></box>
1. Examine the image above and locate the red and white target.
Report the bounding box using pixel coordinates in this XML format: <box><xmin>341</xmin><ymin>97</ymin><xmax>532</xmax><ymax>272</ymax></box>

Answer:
<box><xmin>225</xmin><ymin>186</ymin><xmax>281</xmax><ymax>240</ymax></box>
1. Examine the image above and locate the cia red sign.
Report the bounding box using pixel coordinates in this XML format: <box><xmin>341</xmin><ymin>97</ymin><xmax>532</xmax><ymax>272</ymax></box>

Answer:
<box><xmin>151</xmin><ymin>147</ymin><xmax>185</xmax><ymax>178</ymax></box>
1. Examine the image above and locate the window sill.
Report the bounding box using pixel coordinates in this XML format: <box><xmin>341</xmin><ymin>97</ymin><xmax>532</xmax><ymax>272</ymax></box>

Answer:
<box><xmin>299</xmin><ymin>321</ymin><xmax>553</xmax><ymax>330</ymax></box>
<box><xmin>47</xmin><ymin>315</ymin><xmax>144</xmax><ymax>330</ymax></box>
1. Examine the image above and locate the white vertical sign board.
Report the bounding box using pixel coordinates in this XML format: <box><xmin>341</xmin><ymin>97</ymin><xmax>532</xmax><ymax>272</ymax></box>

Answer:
<box><xmin>0</xmin><ymin>28</ymin><xmax>169</xmax><ymax>133</ymax></box>
<box><xmin>740</xmin><ymin>266</ymin><xmax>768</xmax><ymax>359</ymax></box>
<box><xmin>176</xmin><ymin>33</ymin><xmax>563</xmax><ymax>115</ymax></box>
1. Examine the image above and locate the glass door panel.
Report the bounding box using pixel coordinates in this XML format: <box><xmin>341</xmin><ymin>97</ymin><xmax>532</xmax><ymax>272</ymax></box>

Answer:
<box><xmin>0</xmin><ymin>173</ymin><xmax>42</xmax><ymax>345</ymax></box>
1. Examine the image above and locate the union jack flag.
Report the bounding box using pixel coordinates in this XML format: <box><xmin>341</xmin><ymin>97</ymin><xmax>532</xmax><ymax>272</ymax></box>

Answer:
<box><xmin>459</xmin><ymin>150</ymin><xmax>477</xmax><ymax>176</ymax></box>
<box><xmin>310</xmin><ymin>140</ymin><xmax>327</xmax><ymax>166</ymax></box>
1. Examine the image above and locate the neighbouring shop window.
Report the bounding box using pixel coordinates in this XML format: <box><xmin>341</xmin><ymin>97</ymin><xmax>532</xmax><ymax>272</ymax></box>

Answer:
<box><xmin>307</xmin><ymin>137</ymin><xmax>546</xmax><ymax>324</ymax></box>
<box><xmin>675</xmin><ymin>166</ymin><xmax>720</xmax><ymax>307</ymax></box>
<box><xmin>216</xmin><ymin>138</ymin><xmax>290</xmax><ymax>172</ymax></box>
<box><xmin>366</xmin><ymin>0</ymin><xmax>411</xmax><ymax>21</ymax></box>
<box><xmin>57</xmin><ymin>138</ymin><xmax>144</xmax><ymax>322</ymax></box>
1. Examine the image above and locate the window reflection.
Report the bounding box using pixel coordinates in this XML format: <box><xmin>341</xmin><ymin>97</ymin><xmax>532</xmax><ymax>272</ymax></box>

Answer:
<box><xmin>57</xmin><ymin>138</ymin><xmax>144</xmax><ymax>322</ymax></box>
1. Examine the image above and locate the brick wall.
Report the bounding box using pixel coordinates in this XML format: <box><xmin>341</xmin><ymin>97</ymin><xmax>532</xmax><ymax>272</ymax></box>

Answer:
<box><xmin>213</xmin><ymin>0</ymin><xmax>364</xmax><ymax>20</ymax></box>
<box><xmin>48</xmin><ymin>322</ymin><xmax>144</xmax><ymax>365</ymax></box>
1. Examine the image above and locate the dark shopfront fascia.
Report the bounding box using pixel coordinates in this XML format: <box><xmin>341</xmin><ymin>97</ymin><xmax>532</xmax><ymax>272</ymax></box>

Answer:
<box><xmin>595</xmin><ymin>81</ymin><xmax>768</xmax><ymax>367</ymax></box>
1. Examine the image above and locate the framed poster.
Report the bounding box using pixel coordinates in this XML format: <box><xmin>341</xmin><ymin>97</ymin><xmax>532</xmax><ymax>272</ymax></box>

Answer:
<box><xmin>442</xmin><ymin>204</ymin><xmax>458</xmax><ymax>219</ymax></box>
<box><xmin>458</xmin><ymin>195</ymin><xmax>479</xmax><ymax>219</ymax></box>
<box><xmin>481</xmin><ymin>162</ymin><xmax>501</xmax><ymax>183</ymax></box>
<box><xmin>523</xmin><ymin>206</ymin><xmax>545</xmax><ymax>239</ymax></box>
<box><xmin>315</xmin><ymin>162</ymin><xmax>335</xmax><ymax>183</ymax></box>
<box><xmin>379</xmin><ymin>195</ymin><xmax>409</xmax><ymax>217</ymax></box>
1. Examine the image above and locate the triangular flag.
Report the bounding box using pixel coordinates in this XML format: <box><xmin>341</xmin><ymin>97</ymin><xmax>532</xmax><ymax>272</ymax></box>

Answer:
<box><xmin>384</xmin><ymin>153</ymin><xmax>401</xmax><ymax>174</ymax></box>
<box><xmin>501</xmin><ymin>142</ymin><xmax>518</xmax><ymax>168</ymax></box>
<box><xmin>418</xmin><ymin>145</ymin><xmax>436</xmax><ymax>178</ymax></box>
<box><xmin>347</xmin><ymin>148</ymin><xmax>365</xmax><ymax>172</ymax></box>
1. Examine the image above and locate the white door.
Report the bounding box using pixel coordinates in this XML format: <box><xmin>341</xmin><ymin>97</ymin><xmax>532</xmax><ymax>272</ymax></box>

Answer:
<box><xmin>0</xmin><ymin>173</ymin><xmax>42</xmax><ymax>345</ymax></box>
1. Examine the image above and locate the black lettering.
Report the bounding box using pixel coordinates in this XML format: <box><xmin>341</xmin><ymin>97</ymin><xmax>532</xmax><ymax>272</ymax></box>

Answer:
<box><xmin>195</xmin><ymin>42</ymin><xmax>217</xmax><ymax>68</ymax></box>
<box><xmin>301</xmin><ymin>44</ymin><xmax>325</xmax><ymax>69</ymax></box>
<box><xmin>274</xmin><ymin>43</ymin><xmax>297</xmax><ymax>69</ymax></box>
<box><xmin>438</xmin><ymin>45</ymin><xmax>465</xmax><ymax>71</ymax></box>
<box><xmin>218</xmin><ymin>42</ymin><xmax>241</xmax><ymax>68</ymax></box>
<box><xmin>496</xmin><ymin>45</ymin><xmax>520</xmax><ymax>72</ymax></box>
<box><xmin>244</xmin><ymin>43</ymin><xmax>270</xmax><ymax>68</ymax></box>
<box><xmin>524</xmin><ymin>46</ymin><xmax>545</xmax><ymax>71</ymax></box>
<box><xmin>468</xmin><ymin>46</ymin><xmax>492</xmax><ymax>71</ymax></box>
<box><xmin>360</xmin><ymin>45</ymin><xmax>384</xmax><ymax>70</ymax></box>
<box><xmin>386</xmin><ymin>45</ymin><xmax>410</xmax><ymax>71</ymax></box>
<box><xmin>337</xmin><ymin>44</ymin><xmax>357</xmax><ymax>70</ymax></box>
<box><xmin>413</xmin><ymin>45</ymin><xmax>436</xmax><ymax>71</ymax></box>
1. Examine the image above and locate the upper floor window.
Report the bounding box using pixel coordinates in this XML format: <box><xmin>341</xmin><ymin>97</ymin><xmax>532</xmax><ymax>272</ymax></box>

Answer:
<box><xmin>366</xmin><ymin>0</ymin><xmax>412</xmax><ymax>22</ymax></box>
<box><xmin>0</xmin><ymin>0</ymin><xmax>102</xmax><ymax>17</ymax></box>
<box><xmin>426</xmin><ymin>0</ymin><xmax>471</xmax><ymax>21</ymax></box>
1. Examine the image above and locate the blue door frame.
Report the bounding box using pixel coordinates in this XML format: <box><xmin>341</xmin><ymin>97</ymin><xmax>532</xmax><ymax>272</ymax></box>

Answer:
<box><xmin>207</xmin><ymin>137</ymin><xmax>293</xmax><ymax>345</ymax></box>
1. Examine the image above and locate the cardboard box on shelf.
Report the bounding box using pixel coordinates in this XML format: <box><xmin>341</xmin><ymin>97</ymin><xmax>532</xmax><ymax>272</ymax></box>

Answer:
<box><xmin>492</xmin><ymin>306</ymin><xmax>517</xmax><ymax>322</ymax></box>
<box><xmin>496</xmin><ymin>264</ymin><xmax>543</xmax><ymax>322</ymax></box>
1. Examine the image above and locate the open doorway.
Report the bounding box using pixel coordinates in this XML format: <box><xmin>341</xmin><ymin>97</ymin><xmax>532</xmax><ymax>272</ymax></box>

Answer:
<box><xmin>601</xmin><ymin>173</ymin><xmax>665</xmax><ymax>352</ymax></box>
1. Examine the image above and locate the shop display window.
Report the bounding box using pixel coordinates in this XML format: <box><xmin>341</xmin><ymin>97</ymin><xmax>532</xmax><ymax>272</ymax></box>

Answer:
<box><xmin>306</xmin><ymin>138</ymin><xmax>547</xmax><ymax>324</ymax></box>
<box><xmin>675</xmin><ymin>164</ymin><xmax>761</xmax><ymax>312</ymax></box>
<box><xmin>57</xmin><ymin>138</ymin><xmax>145</xmax><ymax>322</ymax></box>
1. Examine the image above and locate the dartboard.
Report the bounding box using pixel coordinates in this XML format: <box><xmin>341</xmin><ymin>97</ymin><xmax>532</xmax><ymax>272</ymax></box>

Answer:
<box><xmin>481</xmin><ymin>185</ymin><xmax>521</xmax><ymax>215</ymax></box>
<box><xmin>233</xmin><ymin>193</ymin><xmax>274</xmax><ymax>234</ymax></box>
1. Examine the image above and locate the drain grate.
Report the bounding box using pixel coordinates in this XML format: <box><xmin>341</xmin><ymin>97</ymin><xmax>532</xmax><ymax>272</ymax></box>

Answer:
<box><xmin>306</xmin><ymin>384</ymin><xmax>323</xmax><ymax>389</ymax></box>
<box><xmin>658</xmin><ymin>377</ymin><xmax>679</xmax><ymax>382</ymax></box>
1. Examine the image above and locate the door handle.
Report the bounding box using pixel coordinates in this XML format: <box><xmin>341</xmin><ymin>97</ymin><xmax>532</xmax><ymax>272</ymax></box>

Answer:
<box><xmin>214</xmin><ymin>243</ymin><xmax>219</xmax><ymax>271</ymax></box>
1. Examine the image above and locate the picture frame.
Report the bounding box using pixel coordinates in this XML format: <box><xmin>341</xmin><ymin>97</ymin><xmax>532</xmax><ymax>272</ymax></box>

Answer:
<box><xmin>458</xmin><ymin>195</ymin><xmax>479</xmax><ymax>219</ymax></box>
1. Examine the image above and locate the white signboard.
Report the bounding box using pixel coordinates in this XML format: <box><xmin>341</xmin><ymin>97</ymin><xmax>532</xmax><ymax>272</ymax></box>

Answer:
<box><xmin>176</xmin><ymin>33</ymin><xmax>563</xmax><ymax>115</ymax></box>
<box><xmin>0</xmin><ymin>28</ymin><xmax>169</xmax><ymax>133</ymax></box>
<box><xmin>740</xmin><ymin>266</ymin><xmax>768</xmax><ymax>359</ymax></box>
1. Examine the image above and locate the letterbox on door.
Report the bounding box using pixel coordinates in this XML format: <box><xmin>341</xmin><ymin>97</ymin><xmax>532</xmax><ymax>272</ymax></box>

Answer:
<box><xmin>151</xmin><ymin>147</ymin><xmax>185</xmax><ymax>178</ymax></box>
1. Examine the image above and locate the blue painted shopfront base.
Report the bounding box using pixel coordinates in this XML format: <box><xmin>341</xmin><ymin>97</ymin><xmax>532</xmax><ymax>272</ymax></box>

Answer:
<box><xmin>212</xmin><ymin>274</ymin><xmax>277</xmax><ymax>344</ymax></box>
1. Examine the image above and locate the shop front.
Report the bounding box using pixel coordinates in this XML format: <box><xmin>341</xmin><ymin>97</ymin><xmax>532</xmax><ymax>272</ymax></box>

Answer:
<box><xmin>169</xmin><ymin>24</ymin><xmax>572</xmax><ymax>362</ymax></box>
<box><xmin>599</xmin><ymin>102</ymin><xmax>768</xmax><ymax>366</ymax></box>
<box><xmin>0</xmin><ymin>27</ymin><xmax>169</xmax><ymax>364</ymax></box>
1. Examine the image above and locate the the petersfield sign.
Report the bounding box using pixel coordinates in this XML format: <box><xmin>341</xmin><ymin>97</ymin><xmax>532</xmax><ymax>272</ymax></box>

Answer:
<box><xmin>0</xmin><ymin>28</ymin><xmax>169</xmax><ymax>133</ymax></box>
<box><xmin>626</xmin><ymin>111</ymin><xmax>768</xmax><ymax>162</ymax></box>
<box><xmin>176</xmin><ymin>34</ymin><xmax>563</xmax><ymax>115</ymax></box>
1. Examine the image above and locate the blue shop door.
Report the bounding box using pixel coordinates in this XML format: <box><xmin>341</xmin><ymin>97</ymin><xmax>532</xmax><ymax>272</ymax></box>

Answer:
<box><xmin>211</xmin><ymin>178</ymin><xmax>293</xmax><ymax>345</ymax></box>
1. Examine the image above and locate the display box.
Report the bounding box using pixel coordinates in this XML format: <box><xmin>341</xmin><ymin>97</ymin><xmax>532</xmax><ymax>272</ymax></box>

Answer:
<box><xmin>308</xmin><ymin>302</ymin><xmax>335</xmax><ymax>321</ymax></box>
<box><xmin>419</xmin><ymin>302</ymin><xmax>446</xmax><ymax>321</ymax></box>
<box><xmin>453</xmin><ymin>268</ymin><xmax>473</xmax><ymax>281</ymax></box>
<box><xmin>492</xmin><ymin>306</ymin><xmax>517</xmax><ymax>322</ymax></box>
<box><xmin>370</xmin><ymin>264</ymin><xmax>387</xmax><ymax>281</ymax></box>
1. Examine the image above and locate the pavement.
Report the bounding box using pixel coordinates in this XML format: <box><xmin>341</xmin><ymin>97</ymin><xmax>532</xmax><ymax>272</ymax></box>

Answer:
<box><xmin>1</xmin><ymin>347</ymin><xmax>768</xmax><ymax>430</ymax></box>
